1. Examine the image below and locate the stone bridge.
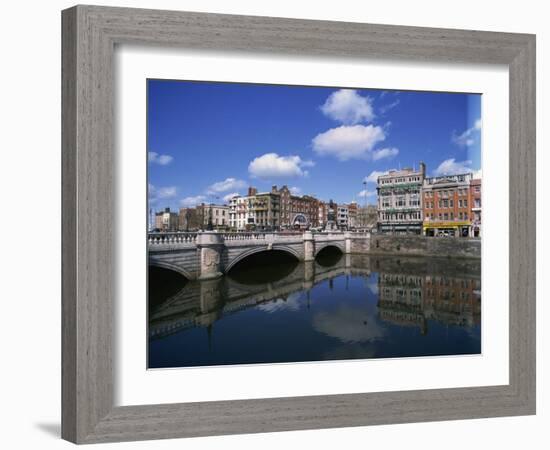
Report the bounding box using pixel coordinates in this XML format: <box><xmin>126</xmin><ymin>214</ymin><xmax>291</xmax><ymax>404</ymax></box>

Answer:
<box><xmin>148</xmin><ymin>231</ymin><xmax>370</xmax><ymax>280</ymax></box>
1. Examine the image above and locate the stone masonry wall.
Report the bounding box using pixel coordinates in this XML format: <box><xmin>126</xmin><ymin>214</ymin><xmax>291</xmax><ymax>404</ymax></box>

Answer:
<box><xmin>350</xmin><ymin>237</ymin><xmax>370</xmax><ymax>254</ymax></box>
<box><xmin>367</xmin><ymin>235</ymin><xmax>480</xmax><ymax>258</ymax></box>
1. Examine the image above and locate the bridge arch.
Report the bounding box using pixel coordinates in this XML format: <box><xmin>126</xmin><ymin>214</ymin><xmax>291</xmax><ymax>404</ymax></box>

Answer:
<box><xmin>314</xmin><ymin>242</ymin><xmax>345</xmax><ymax>257</ymax></box>
<box><xmin>225</xmin><ymin>245</ymin><xmax>302</xmax><ymax>273</ymax></box>
<box><xmin>148</xmin><ymin>260</ymin><xmax>194</xmax><ymax>280</ymax></box>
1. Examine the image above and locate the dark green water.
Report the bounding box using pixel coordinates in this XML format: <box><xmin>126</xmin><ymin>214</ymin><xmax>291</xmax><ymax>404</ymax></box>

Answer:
<box><xmin>148</xmin><ymin>251</ymin><xmax>481</xmax><ymax>368</ymax></box>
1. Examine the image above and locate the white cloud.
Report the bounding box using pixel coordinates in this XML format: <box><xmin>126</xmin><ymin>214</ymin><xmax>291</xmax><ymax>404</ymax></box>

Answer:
<box><xmin>248</xmin><ymin>153</ymin><xmax>314</xmax><ymax>178</ymax></box>
<box><xmin>257</xmin><ymin>293</ymin><xmax>302</xmax><ymax>313</ymax></box>
<box><xmin>312</xmin><ymin>306</ymin><xmax>386</xmax><ymax>344</ymax></box>
<box><xmin>433</xmin><ymin>158</ymin><xmax>473</xmax><ymax>176</ymax></box>
<box><xmin>180</xmin><ymin>195</ymin><xmax>206</xmax><ymax>207</ymax></box>
<box><xmin>358</xmin><ymin>189</ymin><xmax>376</xmax><ymax>198</ymax></box>
<box><xmin>451</xmin><ymin>119</ymin><xmax>482</xmax><ymax>147</ymax></box>
<box><xmin>379</xmin><ymin>99</ymin><xmax>400</xmax><ymax>114</ymax></box>
<box><xmin>289</xmin><ymin>186</ymin><xmax>302</xmax><ymax>195</ymax></box>
<box><xmin>148</xmin><ymin>151</ymin><xmax>173</xmax><ymax>165</ymax></box>
<box><xmin>148</xmin><ymin>183</ymin><xmax>177</xmax><ymax>204</ymax></box>
<box><xmin>312</xmin><ymin>125</ymin><xmax>386</xmax><ymax>161</ymax></box>
<box><xmin>207</xmin><ymin>177</ymin><xmax>246</xmax><ymax>194</ymax></box>
<box><xmin>363</xmin><ymin>170</ymin><xmax>390</xmax><ymax>183</ymax></box>
<box><xmin>372</xmin><ymin>147</ymin><xmax>399</xmax><ymax>161</ymax></box>
<box><xmin>320</xmin><ymin>89</ymin><xmax>375</xmax><ymax>124</ymax></box>
<box><xmin>222</xmin><ymin>192</ymin><xmax>240</xmax><ymax>202</ymax></box>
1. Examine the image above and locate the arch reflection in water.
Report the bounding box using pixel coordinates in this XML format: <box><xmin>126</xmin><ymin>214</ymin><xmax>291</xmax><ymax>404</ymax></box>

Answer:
<box><xmin>148</xmin><ymin>254</ymin><xmax>481</xmax><ymax>368</ymax></box>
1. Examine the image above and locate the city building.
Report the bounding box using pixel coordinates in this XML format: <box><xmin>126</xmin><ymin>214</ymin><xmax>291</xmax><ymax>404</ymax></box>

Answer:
<box><xmin>337</xmin><ymin>205</ymin><xmax>349</xmax><ymax>229</ymax></box>
<box><xmin>422</xmin><ymin>173</ymin><xmax>473</xmax><ymax>237</ymax></box>
<box><xmin>470</xmin><ymin>178</ymin><xmax>482</xmax><ymax>237</ymax></box>
<box><xmin>295</xmin><ymin>195</ymin><xmax>319</xmax><ymax>228</ymax></box>
<box><xmin>178</xmin><ymin>207</ymin><xmax>201</xmax><ymax>231</ymax></box>
<box><xmin>278</xmin><ymin>185</ymin><xmax>292</xmax><ymax>227</ymax></box>
<box><xmin>377</xmin><ymin>163</ymin><xmax>425</xmax><ymax>234</ymax></box>
<box><xmin>252</xmin><ymin>188</ymin><xmax>281</xmax><ymax>229</ymax></box>
<box><xmin>154</xmin><ymin>207</ymin><xmax>178</xmax><ymax>231</ymax></box>
<box><xmin>276</xmin><ymin>185</ymin><xmax>320</xmax><ymax>229</ymax></box>
<box><xmin>228</xmin><ymin>195</ymin><xmax>248</xmax><ymax>230</ymax></box>
<box><xmin>227</xmin><ymin>184</ymin><xmax>327</xmax><ymax>231</ymax></box>
<box><xmin>318</xmin><ymin>201</ymin><xmax>328</xmax><ymax>228</ymax></box>
<box><xmin>347</xmin><ymin>201</ymin><xmax>358</xmax><ymax>229</ymax></box>
<box><xmin>228</xmin><ymin>186</ymin><xmax>280</xmax><ymax>230</ymax></box>
<box><xmin>196</xmin><ymin>203</ymin><xmax>230</xmax><ymax>229</ymax></box>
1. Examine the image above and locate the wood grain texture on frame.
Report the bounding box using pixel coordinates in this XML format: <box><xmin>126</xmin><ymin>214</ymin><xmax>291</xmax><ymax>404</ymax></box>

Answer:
<box><xmin>61</xmin><ymin>5</ymin><xmax>536</xmax><ymax>444</ymax></box>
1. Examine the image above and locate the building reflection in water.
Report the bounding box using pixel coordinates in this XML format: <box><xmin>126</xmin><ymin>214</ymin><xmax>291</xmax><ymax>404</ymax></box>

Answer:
<box><xmin>378</xmin><ymin>271</ymin><xmax>481</xmax><ymax>336</ymax></box>
<box><xmin>148</xmin><ymin>252</ymin><xmax>481</xmax><ymax>368</ymax></box>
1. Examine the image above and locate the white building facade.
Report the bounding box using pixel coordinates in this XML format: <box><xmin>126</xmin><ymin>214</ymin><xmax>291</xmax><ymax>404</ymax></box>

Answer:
<box><xmin>377</xmin><ymin>163</ymin><xmax>425</xmax><ymax>234</ymax></box>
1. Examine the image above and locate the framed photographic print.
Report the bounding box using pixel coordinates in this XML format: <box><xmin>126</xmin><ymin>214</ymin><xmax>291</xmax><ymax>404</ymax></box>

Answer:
<box><xmin>62</xmin><ymin>5</ymin><xmax>536</xmax><ymax>444</ymax></box>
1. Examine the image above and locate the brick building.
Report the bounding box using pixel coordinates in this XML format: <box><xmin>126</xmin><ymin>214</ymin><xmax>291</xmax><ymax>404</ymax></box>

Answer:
<box><xmin>422</xmin><ymin>173</ymin><xmax>473</xmax><ymax>237</ymax></box>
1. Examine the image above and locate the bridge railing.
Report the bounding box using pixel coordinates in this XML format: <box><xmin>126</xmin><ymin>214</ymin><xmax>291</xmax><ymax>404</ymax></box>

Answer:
<box><xmin>148</xmin><ymin>232</ymin><xmax>198</xmax><ymax>246</ymax></box>
<box><xmin>222</xmin><ymin>232</ymin><xmax>269</xmax><ymax>241</ymax></box>
<box><xmin>148</xmin><ymin>230</ymin><xmax>369</xmax><ymax>246</ymax></box>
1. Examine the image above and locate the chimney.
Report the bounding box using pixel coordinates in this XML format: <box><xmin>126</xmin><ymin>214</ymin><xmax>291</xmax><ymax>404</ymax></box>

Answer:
<box><xmin>420</xmin><ymin>161</ymin><xmax>426</xmax><ymax>177</ymax></box>
<box><xmin>248</xmin><ymin>186</ymin><xmax>257</xmax><ymax>196</ymax></box>
<box><xmin>271</xmin><ymin>185</ymin><xmax>277</xmax><ymax>193</ymax></box>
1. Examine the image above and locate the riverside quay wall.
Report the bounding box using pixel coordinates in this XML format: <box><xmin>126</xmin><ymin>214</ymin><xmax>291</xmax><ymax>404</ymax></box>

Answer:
<box><xmin>368</xmin><ymin>234</ymin><xmax>481</xmax><ymax>259</ymax></box>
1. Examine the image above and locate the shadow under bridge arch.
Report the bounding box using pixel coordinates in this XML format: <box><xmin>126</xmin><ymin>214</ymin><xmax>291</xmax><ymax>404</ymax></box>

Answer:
<box><xmin>225</xmin><ymin>245</ymin><xmax>302</xmax><ymax>275</ymax></box>
<box><xmin>148</xmin><ymin>260</ymin><xmax>194</xmax><ymax>280</ymax></box>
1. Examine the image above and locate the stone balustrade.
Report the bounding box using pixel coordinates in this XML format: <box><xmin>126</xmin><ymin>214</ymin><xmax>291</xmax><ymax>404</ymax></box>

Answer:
<box><xmin>148</xmin><ymin>232</ymin><xmax>198</xmax><ymax>246</ymax></box>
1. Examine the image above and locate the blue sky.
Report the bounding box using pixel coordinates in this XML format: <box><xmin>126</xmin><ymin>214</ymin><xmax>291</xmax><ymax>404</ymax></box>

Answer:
<box><xmin>147</xmin><ymin>79</ymin><xmax>481</xmax><ymax>210</ymax></box>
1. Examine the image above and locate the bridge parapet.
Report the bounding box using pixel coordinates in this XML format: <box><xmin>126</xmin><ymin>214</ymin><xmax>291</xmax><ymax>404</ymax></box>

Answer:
<box><xmin>149</xmin><ymin>232</ymin><xmax>198</xmax><ymax>247</ymax></box>
<box><xmin>148</xmin><ymin>230</ymin><xmax>371</xmax><ymax>280</ymax></box>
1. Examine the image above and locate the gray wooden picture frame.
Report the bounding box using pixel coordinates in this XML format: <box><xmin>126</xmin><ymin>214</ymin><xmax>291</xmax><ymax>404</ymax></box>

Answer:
<box><xmin>61</xmin><ymin>4</ymin><xmax>536</xmax><ymax>444</ymax></box>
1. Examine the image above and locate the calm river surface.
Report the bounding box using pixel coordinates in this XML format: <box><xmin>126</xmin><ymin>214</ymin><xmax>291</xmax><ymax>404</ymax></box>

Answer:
<box><xmin>148</xmin><ymin>251</ymin><xmax>481</xmax><ymax>368</ymax></box>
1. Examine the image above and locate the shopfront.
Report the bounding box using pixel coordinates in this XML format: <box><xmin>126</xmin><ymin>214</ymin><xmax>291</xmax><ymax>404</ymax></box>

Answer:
<box><xmin>423</xmin><ymin>221</ymin><xmax>471</xmax><ymax>237</ymax></box>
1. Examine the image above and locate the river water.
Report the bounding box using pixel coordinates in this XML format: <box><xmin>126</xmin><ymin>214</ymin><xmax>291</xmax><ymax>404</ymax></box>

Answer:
<box><xmin>148</xmin><ymin>251</ymin><xmax>481</xmax><ymax>368</ymax></box>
